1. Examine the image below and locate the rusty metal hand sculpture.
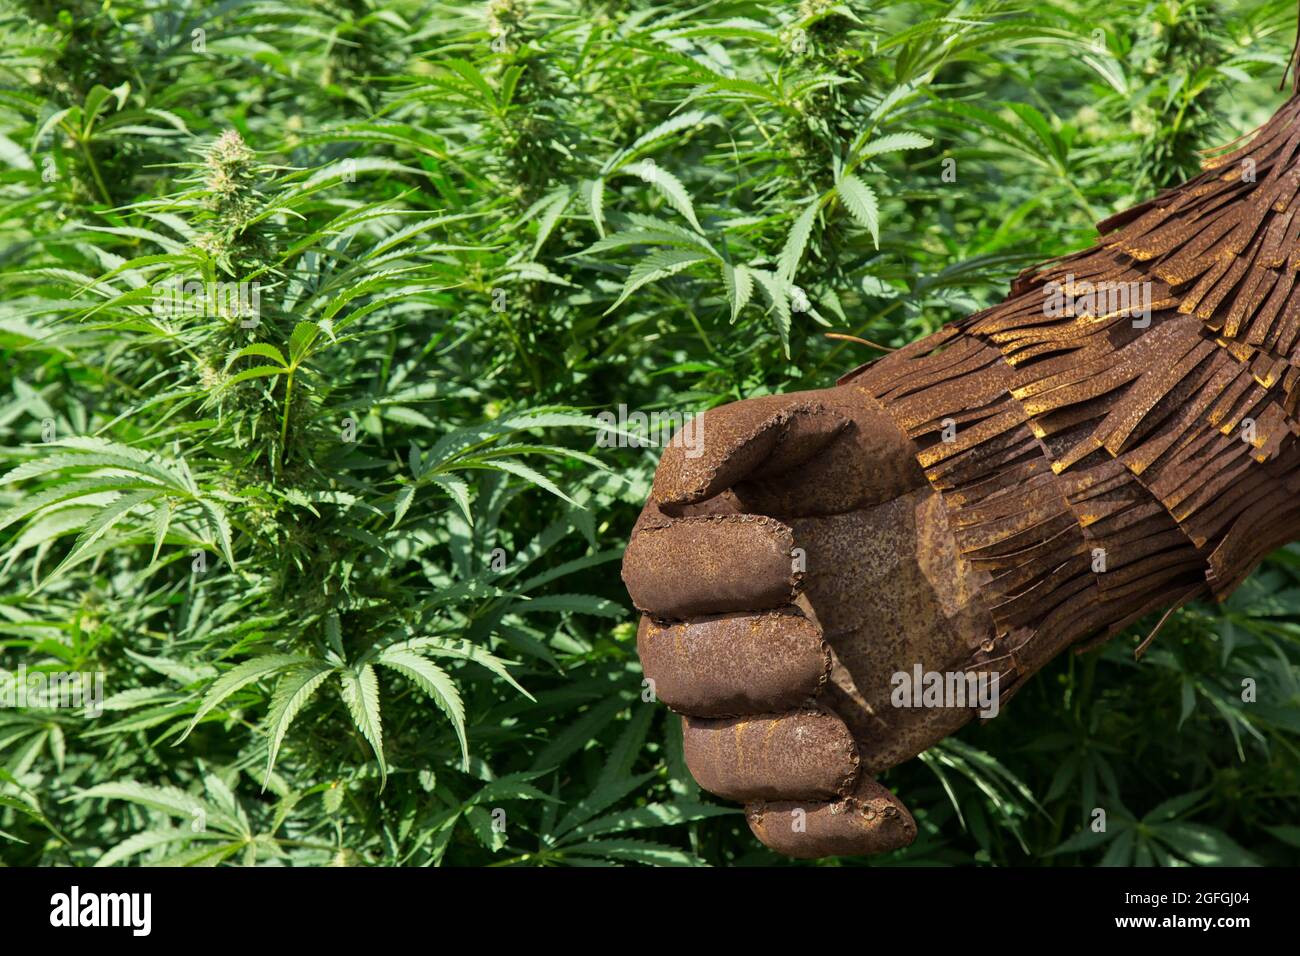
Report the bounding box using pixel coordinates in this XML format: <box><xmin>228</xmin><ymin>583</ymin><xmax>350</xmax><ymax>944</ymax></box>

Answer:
<box><xmin>622</xmin><ymin>92</ymin><xmax>1300</xmax><ymax>858</ymax></box>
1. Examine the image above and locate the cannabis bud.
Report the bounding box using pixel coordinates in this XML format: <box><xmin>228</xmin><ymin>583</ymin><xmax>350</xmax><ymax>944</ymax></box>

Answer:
<box><xmin>203</xmin><ymin>130</ymin><xmax>260</xmax><ymax>224</ymax></box>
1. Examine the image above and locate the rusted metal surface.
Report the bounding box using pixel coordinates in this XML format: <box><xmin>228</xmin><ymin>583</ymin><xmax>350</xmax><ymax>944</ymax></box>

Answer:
<box><xmin>624</xmin><ymin>93</ymin><xmax>1300</xmax><ymax>859</ymax></box>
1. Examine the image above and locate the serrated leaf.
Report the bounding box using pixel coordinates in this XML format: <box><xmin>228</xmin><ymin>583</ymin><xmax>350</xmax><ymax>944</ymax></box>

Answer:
<box><xmin>226</xmin><ymin>343</ymin><xmax>286</xmax><ymax>369</ymax></box>
<box><xmin>563</xmin><ymin>838</ymin><xmax>707</xmax><ymax>867</ymax></box>
<box><xmin>836</xmin><ymin>173</ymin><xmax>880</xmax><ymax>247</ymax></box>
<box><xmin>750</xmin><ymin>268</ymin><xmax>792</xmax><ymax>356</ymax></box>
<box><xmin>528</xmin><ymin>188</ymin><xmax>572</xmax><ymax>258</ymax></box>
<box><xmin>622</xmin><ymin>161</ymin><xmax>702</xmax><ymax>230</ymax></box>
<box><xmin>375</xmin><ymin>648</ymin><xmax>467</xmax><ymax>770</ymax></box>
<box><xmin>178</xmin><ymin>655</ymin><xmax>312</xmax><ymax>742</ymax></box>
<box><xmin>263</xmin><ymin>662</ymin><xmax>335</xmax><ymax>783</ymax></box>
<box><xmin>605</xmin><ymin>248</ymin><xmax>710</xmax><ymax>314</ymax></box>
<box><xmin>288</xmin><ymin>322</ymin><xmax>321</xmax><ymax>365</ymax></box>
<box><xmin>778</xmin><ymin>200</ymin><xmax>820</xmax><ymax>282</ymax></box>
<box><xmin>43</xmin><ymin>489</ymin><xmax>159</xmax><ymax>583</ymax></box>
<box><xmin>853</xmin><ymin>130</ymin><xmax>932</xmax><ymax>164</ymax></box>
<box><xmin>722</xmin><ymin>262</ymin><xmax>753</xmax><ymax>323</ymax></box>
<box><xmin>429</xmin><ymin>475</ymin><xmax>472</xmax><ymax>525</ymax></box>
<box><xmin>392</xmin><ymin>485</ymin><xmax>416</xmax><ymax>528</ymax></box>
<box><xmin>94</xmin><ymin>827</ymin><xmax>201</xmax><ymax>868</ymax></box>
<box><xmin>338</xmin><ymin>664</ymin><xmax>386</xmax><ymax>787</ymax></box>
<box><xmin>73</xmin><ymin>782</ymin><xmax>206</xmax><ymax>822</ymax></box>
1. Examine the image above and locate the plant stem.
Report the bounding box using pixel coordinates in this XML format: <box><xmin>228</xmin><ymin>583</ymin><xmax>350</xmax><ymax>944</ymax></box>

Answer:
<box><xmin>79</xmin><ymin>137</ymin><xmax>112</xmax><ymax>207</ymax></box>
<box><xmin>279</xmin><ymin>368</ymin><xmax>295</xmax><ymax>470</ymax></box>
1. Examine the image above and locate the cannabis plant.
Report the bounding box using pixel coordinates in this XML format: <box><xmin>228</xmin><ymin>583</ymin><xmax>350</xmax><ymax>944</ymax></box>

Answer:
<box><xmin>0</xmin><ymin>0</ymin><xmax>1297</xmax><ymax>866</ymax></box>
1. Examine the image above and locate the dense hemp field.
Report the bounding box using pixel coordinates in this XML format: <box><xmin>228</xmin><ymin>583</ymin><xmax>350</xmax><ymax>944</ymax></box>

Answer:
<box><xmin>0</xmin><ymin>0</ymin><xmax>1298</xmax><ymax>868</ymax></box>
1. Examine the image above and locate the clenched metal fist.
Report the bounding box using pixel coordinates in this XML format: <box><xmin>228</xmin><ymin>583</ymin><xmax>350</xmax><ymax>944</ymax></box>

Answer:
<box><xmin>622</xmin><ymin>382</ymin><xmax>999</xmax><ymax>858</ymax></box>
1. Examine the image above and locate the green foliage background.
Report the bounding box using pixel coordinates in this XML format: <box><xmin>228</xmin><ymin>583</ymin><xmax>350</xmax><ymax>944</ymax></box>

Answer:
<box><xmin>1</xmin><ymin>0</ymin><xmax>1298</xmax><ymax>866</ymax></box>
